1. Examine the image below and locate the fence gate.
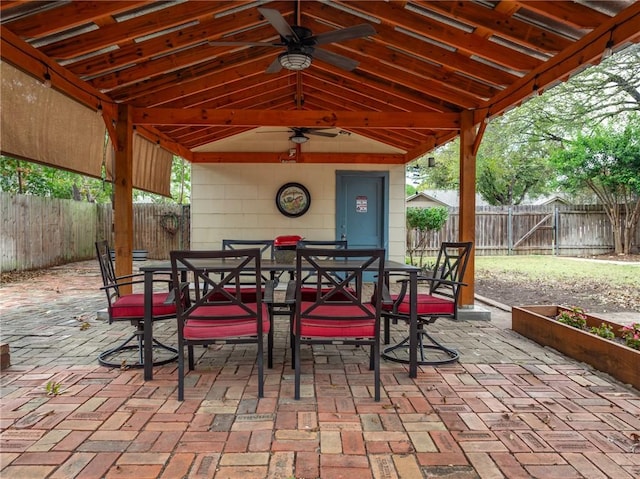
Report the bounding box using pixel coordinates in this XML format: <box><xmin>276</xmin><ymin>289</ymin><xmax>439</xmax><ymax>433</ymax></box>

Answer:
<box><xmin>509</xmin><ymin>208</ymin><xmax>556</xmax><ymax>254</ymax></box>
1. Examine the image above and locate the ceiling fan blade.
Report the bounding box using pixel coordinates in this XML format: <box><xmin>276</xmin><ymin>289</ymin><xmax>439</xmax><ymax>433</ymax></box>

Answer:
<box><xmin>265</xmin><ymin>56</ymin><xmax>283</xmax><ymax>74</ymax></box>
<box><xmin>258</xmin><ymin>7</ymin><xmax>298</xmax><ymax>41</ymax></box>
<box><xmin>208</xmin><ymin>40</ymin><xmax>281</xmax><ymax>47</ymax></box>
<box><xmin>312</xmin><ymin>24</ymin><xmax>376</xmax><ymax>45</ymax></box>
<box><xmin>313</xmin><ymin>48</ymin><xmax>359</xmax><ymax>71</ymax></box>
<box><xmin>307</xmin><ymin>130</ymin><xmax>338</xmax><ymax>138</ymax></box>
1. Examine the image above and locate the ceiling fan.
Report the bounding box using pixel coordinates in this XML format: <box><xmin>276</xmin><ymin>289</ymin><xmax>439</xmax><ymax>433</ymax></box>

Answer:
<box><xmin>261</xmin><ymin>127</ymin><xmax>340</xmax><ymax>144</ymax></box>
<box><xmin>209</xmin><ymin>7</ymin><xmax>376</xmax><ymax>73</ymax></box>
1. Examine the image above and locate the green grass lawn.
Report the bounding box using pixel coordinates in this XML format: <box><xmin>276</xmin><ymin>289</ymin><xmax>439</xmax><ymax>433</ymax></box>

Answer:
<box><xmin>474</xmin><ymin>256</ymin><xmax>640</xmax><ymax>289</ymax></box>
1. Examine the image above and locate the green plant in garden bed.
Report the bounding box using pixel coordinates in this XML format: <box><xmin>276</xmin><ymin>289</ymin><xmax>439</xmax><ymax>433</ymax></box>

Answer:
<box><xmin>556</xmin><ymin>306</ymin><xmax>587</xmax><ymax>329</ymax></box>
<box><xmin>620</xmin><ymin>323</ymin><xmax>640</xmax><ymax>350</ymax></box>
<box><xmin>590</xmin><ymin>323</ymin><xmax>615</xmax><ymax>340</ymax></box>
<box><xmin>553</xmin><ymin>306</ymin><xmax>639</xmax><ymax>350</ymax></box>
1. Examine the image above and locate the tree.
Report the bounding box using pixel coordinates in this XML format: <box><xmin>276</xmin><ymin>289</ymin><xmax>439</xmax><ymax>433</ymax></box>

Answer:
<box><xmin>476</xmin><ymin>114</ymin><xmax>554</xmax><ymax>205</ymax></box>
<box><xmin>409</xmin><ymin>142</ymin><xmax>460</xmax><ymax>190</ymax></box>
<box><xmin>407</xmin><ymin>44</ymin><xmax>639</xmax><ymax>207</ymax></box>
<box><xmin>406</xmin><ymin>206</ymin><xmax>449</xmax><ymax>268</ymax></box>
<box><xmin>1</xmin><ymin>154</ymin><xmax>190</xmax><ymax>204</ymax></box>
<box><xmin>0</xmin><ymin>155</ymin><xmax>112</xmax><ymax>202</ymax></box>
<box><xmin>550</xmin><ymin>120</ymin><xmax>640</xmax><ymax>254</ymax></box>
<box><xmin>514</xmin><ymin>44</ymin><xmax>640</xmax><ymax>146</ymax></box>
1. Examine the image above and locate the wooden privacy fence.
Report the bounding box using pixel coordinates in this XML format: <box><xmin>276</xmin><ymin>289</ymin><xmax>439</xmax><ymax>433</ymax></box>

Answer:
<box><xmin>1</xmin><ymin>193</ymin><xmax>97</xmax><ymax>272</ymax></box>
<box><xmin>1</xmin><ymin>193</ymin><xmax>189</xmax><ymax>273</ymax></box>
<box><xmin>409</xmin><ymin>204</ymin><xmax>640</xmax><ymax>257</ymax></box>
<box><xmin>3</xmin><ymin>194</ymin><xmax>637</xmax><ymax>273</ymax></box>
<box><xmin>96</xmin><ymin>203</ymin><xmax>190</xmax><ymax>260</ymax></box>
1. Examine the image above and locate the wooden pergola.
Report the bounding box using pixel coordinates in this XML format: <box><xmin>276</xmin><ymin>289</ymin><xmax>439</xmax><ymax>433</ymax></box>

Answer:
<box><xmin>1</xmin><ymin>0</ymin><xmax>639</xmax><ymax>305</ymax></box>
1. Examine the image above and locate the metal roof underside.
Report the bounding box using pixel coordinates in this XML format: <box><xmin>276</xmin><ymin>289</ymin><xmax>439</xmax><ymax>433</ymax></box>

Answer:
<box><xmin>1</xmin><ymin>0</ymin><xmax>639</xmax><ymax>164</ymax></box>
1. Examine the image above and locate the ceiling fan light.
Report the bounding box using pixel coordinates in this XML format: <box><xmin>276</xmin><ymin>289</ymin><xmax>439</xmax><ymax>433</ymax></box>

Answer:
<box><xmin>290</xmin><ymin>134</ymin><xmax>309</xmax><ymax>144</ymax></box>
<box><xmin>279</xmin><ymin>52</ymin><xmax>312</xmax><ymax>71</ymax></box>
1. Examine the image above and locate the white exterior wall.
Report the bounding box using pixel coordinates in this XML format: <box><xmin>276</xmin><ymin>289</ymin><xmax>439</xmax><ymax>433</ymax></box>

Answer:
<box><xmin>191</xmin><ymin>163</ymin><xmax>407</xmax><ymax>262</ymax></box>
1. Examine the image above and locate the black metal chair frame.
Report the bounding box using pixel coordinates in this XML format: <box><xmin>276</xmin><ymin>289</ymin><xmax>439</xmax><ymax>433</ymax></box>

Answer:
<box><xmin>296</xmin><ymin>240</ymin><xmax>348</xmax><ymax>285</ymax></box>
<box><xmin>286</xmin><ymin>240</ymin><xmax>350</xmax><ymax>362</ymax></box>
<box><xmin>381</xmin><ymin>241</ymin><xmax>473</xmax><ymax>366</ymax></box>
<box><xmin>290</xmin><ymin>247</ymin><xmax>385</xmax><ymax>401</ymax></box>
<box><xmin>222</xmin><ymin>239</ymin><xmax>275</xmax><ymax>283</ymax></box>
<box><xmin>170</xmin><ymin>248</ymin><xmax>272</xmax><ymax>400</ymax></box>
<box><xmin>95</xmin><ymin>240</ymin><xmax>178</xmax><ymax>368</ymax></box>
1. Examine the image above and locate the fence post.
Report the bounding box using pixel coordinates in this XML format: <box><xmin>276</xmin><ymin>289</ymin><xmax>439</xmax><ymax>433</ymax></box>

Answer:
<box><xmin>553</xmin><ymin>206</ymin><xmax>559</xmax><ymax>255</ymax></box>
<box><xmin>507</xmin><ymin>206</ymin><xmax>513</xmax><ymax>255</ymax></box>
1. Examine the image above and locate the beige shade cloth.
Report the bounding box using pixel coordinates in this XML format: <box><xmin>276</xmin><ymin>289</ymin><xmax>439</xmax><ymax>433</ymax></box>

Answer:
<box><xmin>0</xmin><ymin>61</ymin><xmax>105</xmax><ymax>178</ymax></box>
<box><xmin>105</xmin><ymin>135</ymin><xmax>173</xmax><ymax>197</ymax></box>
<box><xmin>1</xmin><ymin>60</ymin><xmax>173</xmax><ymax>197</ymax></box>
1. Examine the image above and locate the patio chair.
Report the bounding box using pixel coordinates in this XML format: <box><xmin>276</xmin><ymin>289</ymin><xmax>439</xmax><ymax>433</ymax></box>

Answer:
<box><xmin>379</xmin><ymin>241</ymin><xmax>472</xmax><ymax>366</ymax></box>
<box><xmin>297</xmin><ymin>240</ymin><xmax>348</xmax><ymax>301</ymax></box>
<box><xmin>170</xmin><ymin>248</ymin><xmax>271</xmax><ymax>400</ymax></box>
<box><xmin>222</xmin><ymin>238</ymin><xmax>274</xmax><ymax>271</ymax></box>
<box><xmin>94</xmin><ymin>240</ymin><xmax>179</xmax><ymax>368</ymax></box>
<box><xmin>291</xmin><ymin>247</ymin><xmax>385</xmax><ymax>401</ymax></box>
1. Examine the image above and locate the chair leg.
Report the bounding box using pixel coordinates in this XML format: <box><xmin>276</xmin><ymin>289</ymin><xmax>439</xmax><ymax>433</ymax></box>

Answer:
<box><xmin>137</xmin><ymin>324</ymin><xmax>144</xmax><ymax>364</ymax></box>
<box><xmin>383</xmin><ymin>316</ymin><xmax>390</xmax><ymax>345</ymax></box>
<box><xmin>188</xmin><ymin>345</ymin><xmax>195</xmax><ymax>370</ymax></box>
<box><xmin>294</xmin><ymin>335</ymin><xmax>301</xmax><ymax>400</ymax></box>
<box><xmin>178</xmin><ymin>341</ymin><xmax>185</xmax><ymax>401</ymax></box>
<box><xmin>290</xmin><ymin>306</ymin><xmax>296</xmax><ymax>369</ymax></box>
<box><xmin>290</xmin><ymin>330</ymin><xmax>295</xmax><ymax>369</ymax></box>
<box><xmin>98</xmin><ymin>323</ymin><xmax>177</xmax><ymax>368</ymax></box>
<box><xmin>369</xmin><ymin>344</ymin><xmax>375</xmax><ymax>371</ymax></box>
<box><xmin>97</xmin><ymin>332</ymin><xmax>138</xmax><ymax>367</ymax></box>
<box><xmin>373</xmin><ymin>340</ymin><xmax>380</xmax><ymax>402</ymax></box>
<box><xmin>257</xmin><ymin>334</ymin><xmax>264</xmax><ymax>398</ymax></box>
<box><xmin>381</xmin><ymin>324</ymin><xmax>459</xmax><ymax>366</ymax></box>
<box><xmin>268</xmin><ymin>327</ymin><xmax>274</xmax><ymax>369</ymax></box>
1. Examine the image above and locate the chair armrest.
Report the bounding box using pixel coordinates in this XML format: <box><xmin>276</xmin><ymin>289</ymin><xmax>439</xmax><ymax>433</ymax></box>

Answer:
<box><xmin>285</xmin><ymin>280</ymin><xmax>297</xmax><ymax>304</ymax></box>
<box><xmin>263</xmin><ymin>280</ymin><xmax>275</xmax><ymax>304</ymax></box>
<box><xmin>101</xmin><ymin>277</ymin><xmax>173</xmax><ymax>292</ymax></box>
<box><xmin>165</xmin><ymin>282</ymin><xmax>190</xmax><ymax>305</ymax></box>
<box><xmin>115</xmin><ymin>272</ymin><xmax>171</xmax><ymax>282</ymax></box>
<box><xmin>113</xmin><ymin>272</ymin><xmax>144</xmax><ymax>281</ymax></box>
<box><xmin>380</xmin><ymin>284</ymin><xmax>393</xmax><ymax>305</ymax></box>
<box><xmin>395</xmin><ymin>276</ymin><xmax>467</xmax><ymax>288</ymax></box>
<box><xmin>387</xmin><ymin>276</ymin><xmax>468</xmax><ymax>314</ymax></box>
<box><xmin>100</xmin><ymin>280</ymin><xmax>139</xmax><ymax>291</ymax></box>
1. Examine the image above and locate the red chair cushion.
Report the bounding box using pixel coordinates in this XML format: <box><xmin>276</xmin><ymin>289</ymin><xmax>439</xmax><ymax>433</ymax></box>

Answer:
<box><xmin>111</xmin><ymin>292</ymin><xmax>175</xmax><ymax>318</ymax></box>
<box><xmin>184</xmin><ymin>303</ymin><xmax>270</xmax><ymax>340</ymax></box>
<box><xmin>384</xmin><ymin>293</ymin><xmax>455</xmax><ymax>315</ymax></box>
<box><xmin>296</xmin><ymin>303</ymin><xmax>376</xmax><ymax>337</ymax></box>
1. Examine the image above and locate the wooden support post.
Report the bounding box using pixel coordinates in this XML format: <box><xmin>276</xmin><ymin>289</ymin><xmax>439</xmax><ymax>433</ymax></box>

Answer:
<box><xmin>114</xmin><ymin>104</ymin><xmax>134</xmax><ymax>294</ymax></box>
<box><xmin>459</xmin><ymin>110</ymin><xmax>477</xmax><ymax>307</ymax></box>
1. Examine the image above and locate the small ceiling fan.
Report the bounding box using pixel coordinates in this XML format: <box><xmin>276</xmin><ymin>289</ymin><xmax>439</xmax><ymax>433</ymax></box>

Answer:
<box><xmin>209</xmin><ymin>7</ymin><xmax>376</xmax><ymax>73</ymax></box>
<box><xmin>261</xmin><ymin>127</ymin><xmax>340</xmax><ymax>144</ymax></box>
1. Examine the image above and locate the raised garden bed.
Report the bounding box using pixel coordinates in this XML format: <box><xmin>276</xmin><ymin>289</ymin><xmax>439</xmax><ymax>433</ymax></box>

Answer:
<box><xmin>512</xmin><ymin>305</ymin><xmax>639</xmax><ymax>390</ymax></box>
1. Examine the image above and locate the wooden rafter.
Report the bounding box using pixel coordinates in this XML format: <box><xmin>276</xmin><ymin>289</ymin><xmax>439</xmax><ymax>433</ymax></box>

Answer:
<box><xmin>1</xmin><ymin>0</ymin><xmax>637</xmax><ymax>163</ymax></box>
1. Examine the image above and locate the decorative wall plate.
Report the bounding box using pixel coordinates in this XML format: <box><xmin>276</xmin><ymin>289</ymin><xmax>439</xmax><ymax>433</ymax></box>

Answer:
<box><xmin>276</xmin><ymin>182</ymin><xmax>310</xmax><ymax>217</ymax></box>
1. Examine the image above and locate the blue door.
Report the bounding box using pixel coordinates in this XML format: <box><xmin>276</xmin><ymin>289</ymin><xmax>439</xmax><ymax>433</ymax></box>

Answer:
<box><xmin>336</xmin><ymin>171</ymin><xmax>388</xmax><ymax>252</ymax></box>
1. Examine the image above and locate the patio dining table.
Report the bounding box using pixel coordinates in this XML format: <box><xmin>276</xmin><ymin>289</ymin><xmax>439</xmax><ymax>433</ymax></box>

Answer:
<box><xmin>140</xmin><ymin>257</ymin><xmax>421</xmax><ymax>381</ymax></box>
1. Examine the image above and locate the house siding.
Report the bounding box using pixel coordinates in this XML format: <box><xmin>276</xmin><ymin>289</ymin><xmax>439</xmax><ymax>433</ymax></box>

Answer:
<box><xmin>191</xmin><ymin>163</ymin><xmax>406</xmax><ymax>262</ymax></box>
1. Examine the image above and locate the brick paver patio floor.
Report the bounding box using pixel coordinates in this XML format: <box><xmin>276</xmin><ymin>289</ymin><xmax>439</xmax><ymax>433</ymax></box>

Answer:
<box><xmin>1</xmin><ymin>261</ymin><xmax>639</xmax><ymax>478</ymax></box>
